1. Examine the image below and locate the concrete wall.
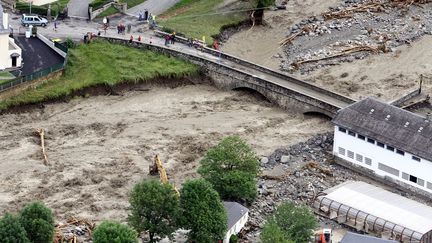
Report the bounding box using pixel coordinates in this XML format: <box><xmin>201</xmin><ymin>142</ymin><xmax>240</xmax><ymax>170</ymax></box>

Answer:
<box><xmin>390</xmin><ymin>88</ymin><xmax>421</xmax><ymax>107</ymax></box>
<box><xmin>223</xmin><ymin>212</ymin><xmax>248</xmax><ymax>243</ymax></box>
<box><xmin>102</xmin><ymin>37</ymin><xmax>341</xmax><ymax>116</ymax></box>
<box><xmin>333</xmin><ymin>125</ymin><xmax>432</xmax><ymax>197</ymax></box>
<box><xmin>0</xmin><ymin>34</ymin><xmax>10</xmax><ymax>70</ymax></box>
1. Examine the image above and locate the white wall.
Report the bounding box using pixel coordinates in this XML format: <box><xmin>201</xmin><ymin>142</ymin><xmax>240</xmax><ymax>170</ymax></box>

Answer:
<box><xmin>333</xmin><ymin>126</ymin><xmax>432</xmax><ymax>193</ymax></box>
<box><xmin>0</xmin><ymin>34</ymin><xmax>10</xmax><ymax>70</ymax></box>
<box><xmin>223</xmin><ymin>212</ymin><xmax>249</xmax><ymax>243</ymax></box>
<box><xmin>8</xmin><ymin>38</ymin><xmax>22</xmax><ymax>68</ymax></box>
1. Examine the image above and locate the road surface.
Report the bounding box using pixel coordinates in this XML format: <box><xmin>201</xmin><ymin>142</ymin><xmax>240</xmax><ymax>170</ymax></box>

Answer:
<box><xmin>67</xmin><ymin>0</ymin><xmax>92</xmax><ymax>19</ymax></box>
<box><xmin>126</xmin><ymin>0</ymin><xmax>180</xmax><ymax>17</ymax></box>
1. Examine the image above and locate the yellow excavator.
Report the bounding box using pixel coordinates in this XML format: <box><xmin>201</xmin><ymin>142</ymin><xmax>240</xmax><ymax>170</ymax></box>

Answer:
<box><xmin>149</xmin><ymin>155</ymin><xmax>180</xmax><ymax>196</ymax></box>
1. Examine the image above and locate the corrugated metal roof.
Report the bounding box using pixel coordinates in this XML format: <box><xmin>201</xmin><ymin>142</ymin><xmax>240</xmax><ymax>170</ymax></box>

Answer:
<box><xmin>341</xmin><ymin>232</ymin><xmax>398</xmax><ymax>243</ymax></box>
<box><xmin>324</xmin><ymin>181</ymin><xmax>432</xmax><ymax>234</ymax></box>
<box><xmin>224</xmin><ymin>201</ymin><xmax>248</xmax><ymax>230</ymax></box>
<box><xmin>332</xmin><ymin>97</ymin><xmax>432</xmax><ymax>161</ymax></box>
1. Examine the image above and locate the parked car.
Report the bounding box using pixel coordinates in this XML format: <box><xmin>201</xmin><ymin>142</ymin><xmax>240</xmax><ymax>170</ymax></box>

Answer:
<box><xmin>21</xmin><ymin>14</ymin><xmax>48</xmax><ymax>27</ymax></box>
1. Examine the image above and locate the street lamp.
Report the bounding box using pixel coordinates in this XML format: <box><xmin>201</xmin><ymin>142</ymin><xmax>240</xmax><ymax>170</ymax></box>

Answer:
<box><xmin>29</xmin><ymin>0</ymin><xmax>33</xmax><ymax>14</ymax></box>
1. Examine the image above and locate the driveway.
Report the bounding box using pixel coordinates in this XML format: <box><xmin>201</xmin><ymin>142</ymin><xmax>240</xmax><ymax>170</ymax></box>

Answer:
<box><xmin>126</xmin><ymin>0</ymin><xmax>180</xmax><ymax>17</ymax></box>
<box><xmin>68</xmin><ymin>0</ymin><xmax>92</xmax><ymax>19</ymax></box>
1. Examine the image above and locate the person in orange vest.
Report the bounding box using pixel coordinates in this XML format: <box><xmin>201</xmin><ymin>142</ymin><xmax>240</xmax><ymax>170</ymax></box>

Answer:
<box><xmin>213</xmin><ymin>39</ymin><xmax>219</xmax><ymax>50</ymax></box>
<box><xmin>138</xmin><ymin>35</ymin><xmax>142</xmax><ymax>42</ymax></box>
<box><xmin>129</xmin><ymin>35</ymin><xmax>134</xmax><ymax>43</ymax></box>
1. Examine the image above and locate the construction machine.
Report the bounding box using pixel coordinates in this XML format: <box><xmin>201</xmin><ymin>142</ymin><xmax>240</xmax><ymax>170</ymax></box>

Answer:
<box><xmin>149</xmin><ymin>155</ymin><xmax>180</xmax><ymax>196</ymax></box>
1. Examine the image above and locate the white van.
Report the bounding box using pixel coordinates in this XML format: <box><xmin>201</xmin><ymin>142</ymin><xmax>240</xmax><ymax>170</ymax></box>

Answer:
<box><xmin>21</xmin><ymin>14</ymin><xmax>48</xmax><ymax>27</ymax></box>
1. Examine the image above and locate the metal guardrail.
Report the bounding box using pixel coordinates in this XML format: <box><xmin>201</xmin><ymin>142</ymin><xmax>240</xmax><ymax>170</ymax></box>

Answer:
<box><xmin>0</xmin><ymin>63</ymin><xmax>64</xmax><ymax>93</ymax></box>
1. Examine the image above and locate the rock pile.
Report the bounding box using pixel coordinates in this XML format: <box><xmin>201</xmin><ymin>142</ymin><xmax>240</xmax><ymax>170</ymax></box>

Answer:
<box><xmin>279</xmin><ymin>0</ymin><xmax>432</xmax><ymax>73</ymax></box>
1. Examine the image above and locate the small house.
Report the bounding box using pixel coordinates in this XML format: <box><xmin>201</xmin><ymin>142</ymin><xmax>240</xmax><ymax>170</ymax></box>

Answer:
<box><xmin>0</xmin><ymin>4</ymin><xmax>22</xmax><ymax>70</ymax></box>
<box><xmin>223</xmin><ymin>201</ymin><xmax>249</xmax><ymax>243</ymax></box>
<box><xmin>332</xmin><ymin>97</ymin><xmax>432</xmax><ymax>195</ymax></box>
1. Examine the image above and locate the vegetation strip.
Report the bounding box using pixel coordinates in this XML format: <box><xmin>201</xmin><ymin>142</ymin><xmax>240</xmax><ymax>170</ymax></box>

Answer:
<box><xmin>0</xmin><ymin>40</ymin><xmax>199</xmax><ymax>111</ymax></box>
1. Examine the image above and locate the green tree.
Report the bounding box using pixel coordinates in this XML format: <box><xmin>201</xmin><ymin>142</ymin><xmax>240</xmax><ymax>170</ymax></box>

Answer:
<box><xmin>0</xmin><ymin>213</ymin><xmax>30</xmax><ymax>243</ymax></box>
<box><xmin>19</xmin><ymin>202</ymin><xmax>55</xmax><ymax>243</ymax></box>
<box><xmin>128</xmin><ymin>180</ymin><xmax>179</xmax><ymax>242</ymax></box>
<box><xmin>198</xmin><ymin>136</ymin><xmax>259</xmax><ymax>203</ymax></box>
<box><xmin>260</xmin><ymin>220</ymin><xmax>293</xmax><ymax>243</ymax></box>
<box><xmin>266</xmin><ymin>202</ymin><xmax>317</xmax><ymax>243</ymax></box>
<box><xmin>93</xmin><ymin>221</ymin><xmax>138</xmax><ymax>243</ymax></box>
<box><xmin>179</xmin><ymin>179</ymin><xmax>227</xmax><ymax>243</ymax></box>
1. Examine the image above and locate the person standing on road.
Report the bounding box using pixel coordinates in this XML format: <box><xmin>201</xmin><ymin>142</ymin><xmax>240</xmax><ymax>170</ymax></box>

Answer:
<box><xmin>171</xmin><ymin>32</ymin><xmax>176</xmax><ymax>44</ymax></box>
<box><xmin>54</xmin><ymin>20</ymin><xmax>58</xmax><ymax>32</ymax></box>
<box><xmin>164</xmin><ymin>35</ymin><xmax>170</xmax><ymax>46</ymax></box>
<box><xmin>129</xmin><ymin>35</ymin><xmax>134</xmax><ymax>43</ymax></box>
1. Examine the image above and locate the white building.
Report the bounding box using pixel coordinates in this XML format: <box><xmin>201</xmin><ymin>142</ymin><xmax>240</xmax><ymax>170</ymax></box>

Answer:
<box><xmin>0</xmin><ymin>4</ymin><xmax>22</xmax><ymax>70</ymax></box>
<box><xmin>332</xmin><ymin>97</ymin><xmax>432</xmax><ymax>195</ymax></box>
<box><xmin>21</xmin><ymin>0</ymin><xmax>56</xmax><ymax>6</ymax></box>
<box><xmin>223</xmin><ymin>201</ymin><xmax>249</xmax><ymax>243</ymax></box>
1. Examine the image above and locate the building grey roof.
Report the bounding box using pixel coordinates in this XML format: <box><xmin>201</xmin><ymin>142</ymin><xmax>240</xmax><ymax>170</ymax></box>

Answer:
<box><xmin>332</xmin><ymin>97</ymin><xmax>432</xmax><ymax>161</ymax></box>
<box><xmin>224</xmin><ymin>201</ymin><xmax>248</xmax><ymax>230</ymax></box>
<box><xmin>341</xmin><ymin>232</ymin><xmax>398</xmax><ymax>243</ymax></box>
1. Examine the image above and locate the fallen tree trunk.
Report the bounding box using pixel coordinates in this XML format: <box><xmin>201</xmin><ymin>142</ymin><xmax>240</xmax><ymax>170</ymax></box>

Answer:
<box><xmin>36</xmin><ymin>128</ymin><xmax>49</xmax><ymax>165</ymax></box>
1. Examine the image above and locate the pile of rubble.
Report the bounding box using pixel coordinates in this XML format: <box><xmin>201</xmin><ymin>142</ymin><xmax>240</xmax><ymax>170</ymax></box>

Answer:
<box><xmin>278</xmin><ymin>0</ymin><xmax>432</xmax><ymax>73</ymax></box>
<box><xmin>54</xmin><ymin>216</ymin><xmax>95</xmax><ymax>243</ymax></box>
<box><xmin>241</xmin><ymin>133</ymin><xmax>361</xmax><ymax>241</ymax></box>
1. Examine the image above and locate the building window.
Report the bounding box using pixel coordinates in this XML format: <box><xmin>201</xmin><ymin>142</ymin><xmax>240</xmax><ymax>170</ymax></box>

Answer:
<box><xmin>417</xmin><ymin>178</ymin><xmax>425</xmax><ymax>187</ymax></box>
<box><xmin>367</xmin><ymin>138</ymin><xmax>375</xmax><ymax>144</ymax></box>
<box><xmin>396</xmin><ymin>149</ymin><xmax>405</xmax><ymax>156</ymax></box>
<box><xmin>338</xmin><ymin>127</ymin><xmax>346</xmax><ymax>133</ymax></box>
<box><xmin>357</xmin><ymin>134</ymin><xmax>365</xmax><ymax>140</ymax></box>
<box><xmin>377</xmin><ymin>142</ymin><xmax>385</xmax><ymax>148</ymax></box>
<box><xmin>356</xmin><ymin>154</ymin><xmax>363</xmax><ymax>162</ymax></box>
<box><xmin>386</xmin><ymin>145</ymin><xmax>395</xmax><ymax>152</ymax></box>
<box><xmin>378</xmin><ymin>163</ymin><xmax>399</xmax><ymax>177</ymax></box>
<box><xmin>402</xmin><ymin>172</ymin><xmax>409</xmax><ymax>180</ymax></box>
<box><xmin>347</xmin><ymin>150</ymin><xmax>354</xmax><ymax>159</ymax></box>
<box><xmin>412</xmin><ymin>156</ymin><xmax>421</xmax><ymax>162</ymax></box>
<box><xmin>338</xmin><ymin>147</ymin><xmax>345</xmax><ymax>156</ymax></box>
<box><xmin>365</xmin><ymin>157</ymin><xmax>372</xmax><ymax>165</ymax></box>
<box><xmin>409</xmin><ymin>175</ymin><xmax>418</xmax><ymax>183</ymax></box>
<box><xmin>427</xmin><ymin>182</ymin><xmax>432</xmax><ymax>190</ymax></box>
<box><xmin>348</xmin><ymin>131</ymin><xmax>355</xmax><ymax>137</ymax></box>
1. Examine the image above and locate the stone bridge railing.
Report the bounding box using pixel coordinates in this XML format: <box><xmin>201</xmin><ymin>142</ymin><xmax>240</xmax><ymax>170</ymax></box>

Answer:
<box><xmin>154</xmin><ymin>30</ymin><xmax>356</xmax><ymax>108</ymax></box>
<box><xmin>101</xmin><ymin>36</ymin><xmax>351</xmax><ymax>117</ymax></box>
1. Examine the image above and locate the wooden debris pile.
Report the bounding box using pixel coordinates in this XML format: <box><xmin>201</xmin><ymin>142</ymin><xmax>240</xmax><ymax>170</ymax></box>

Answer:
<box><xmin>291</xmin><ymin>44</ymin><xmax>381</xmax><ymax>69</ymax></box>
<box><xmin>54</xmin><ymin>216</ymin><xmax>95</xmax><ymax>243</ymax></box>
<box><xmin>322</xmin><ymin>2</ymin><xmax>385</xmax><ymax>20</ymax></box>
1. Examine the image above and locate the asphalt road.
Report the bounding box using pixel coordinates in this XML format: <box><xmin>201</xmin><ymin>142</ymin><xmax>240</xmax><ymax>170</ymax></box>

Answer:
<box><xmin>126</xmin><ymin>0</ymin><xmax>180</xmax><ymax>16</ymax></box>
<box><xmin>67</xmin><ymin>0</ymin><xmax>92</xmax><ymax>19</ymax></box>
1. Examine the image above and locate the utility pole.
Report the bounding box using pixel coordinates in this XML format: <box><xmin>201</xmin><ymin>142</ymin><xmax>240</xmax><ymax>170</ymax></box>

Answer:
<box><xmin>29</xmin><ymin>0</ymin><xmax>32</xmax><ymax>14</ymax></box>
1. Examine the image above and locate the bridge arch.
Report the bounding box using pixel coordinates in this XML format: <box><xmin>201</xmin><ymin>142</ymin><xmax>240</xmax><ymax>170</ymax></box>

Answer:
<box><xmin>232</xmin><ymin>87</ymin><xmax>271</xmax><ymax>103</ymax></box>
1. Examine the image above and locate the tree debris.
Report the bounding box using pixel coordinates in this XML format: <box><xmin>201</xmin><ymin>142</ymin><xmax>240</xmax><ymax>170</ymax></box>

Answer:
<box><xmin>36</xmin><ymin>128</ymin><xmax>49</xmax><ymax>165</ymax></box>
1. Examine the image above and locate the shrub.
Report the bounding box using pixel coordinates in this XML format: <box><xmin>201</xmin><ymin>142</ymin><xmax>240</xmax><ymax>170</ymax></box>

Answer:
<box><xmin>19</xmin><ymin>202</ymin><xmax>55</xmax><ymax>243</ymax></box>
<box><xmin>93</xmin><ymin>221</ymin><xmax>138</xmax><ymax>243</ymax></box>
<box><xmin>0</xmin><ymin>213</ymin><xmax>30</xmax><ymax>243</ymax></box>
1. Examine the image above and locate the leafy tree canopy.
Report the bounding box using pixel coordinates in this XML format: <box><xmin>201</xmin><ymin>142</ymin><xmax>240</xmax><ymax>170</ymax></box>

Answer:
<box><xmin>93</xmin><ymin>221</ymin><xmax>138</xmax><ymax>243</ymax></box>
<box><xmin>198</xmin><ymin>135</ymin><xmax>259</xmax><ymax>203</ymax></box>
<box><xmin>0</xmin><ymin>213</ymin><xmax>30</xmax><ymax>243</ymax></box>
<box><xmin>179</xmin><ymin>179</ymin><xmax>227</xmax><ymax>243</ymax></box>
<box><xmin>19</xmin><ymin>201</ymin><xmax>55</xmax><ymax>243</ymax></box>
<box><xmin>267</xmin><ymin>202</ymin><xmax>318</xmax><ymax>243</ymax></box>
<box><xmin>128</xmin><ymin>179</ymin><xmax>179</xmax><ymax>242</ymax></box>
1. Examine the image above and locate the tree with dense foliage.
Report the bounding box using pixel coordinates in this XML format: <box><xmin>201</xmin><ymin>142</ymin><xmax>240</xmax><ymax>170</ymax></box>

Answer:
<box><xmin>198</xmin><ymin>135</ymin><xmax>259</xmax><ymax>203</ymax></box>
<box><xmin>264</xmin><ymin>202</ymin><xmax>317</xmax><ymax>243</ymax></box>
<box><xmin>19</xmin><ymin>202</ymin><xmax>55</xmax><ymax>243</ymax></box>
<box><xmin>261</xmin><ymin>220</ymin><xmax>294</xmax><ymax>243</ymax></box>
<box><xmin>0</xmin><ymin>213</ymin><xmax>30</xmax><ymax>243</ymax></box>
<box><xmin>93</xmin><ymin>221</ymin><xmax>138</xmax><ymax>243</ymax></box>
<box><xmin>179</xmin><ymin>179</ymin><xmax>227</xmax><ymax>243</ymax></box>
<box><xmin>128</xmin><ymin>179</ymin><xmax>179</xmax><ymax>242</ymax></box>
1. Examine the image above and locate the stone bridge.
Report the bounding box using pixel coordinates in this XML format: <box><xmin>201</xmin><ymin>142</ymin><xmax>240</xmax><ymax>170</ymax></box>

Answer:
<box><xmin>102</xmin><ymin>33</ymin><xmax>356</xmax><ymax>118</ymax></box>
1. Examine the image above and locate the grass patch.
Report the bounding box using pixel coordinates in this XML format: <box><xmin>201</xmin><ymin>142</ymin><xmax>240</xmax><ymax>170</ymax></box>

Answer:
<box><xmin>0</xmin><ymin>72</ymin><xmax>14</xmax><ymax>79</ymax></box>
<box><xmin>97</xmin><ymin>5</ymin><xmax>120</xmax><ymax>18</ymax></box>
<box><xmin>120</xmin><ymin>0</ymin><xmax>147</xmax><ymax>9</ymax></box>
<box><xmin>159</xmin><ymin>0</ymin><xmax>248</xmax><ymax>44</ymax></box>
<box><xmin>0</xmin><ymin>40</ymin><xmax>199</xmax><ymax>110</ymax></box>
